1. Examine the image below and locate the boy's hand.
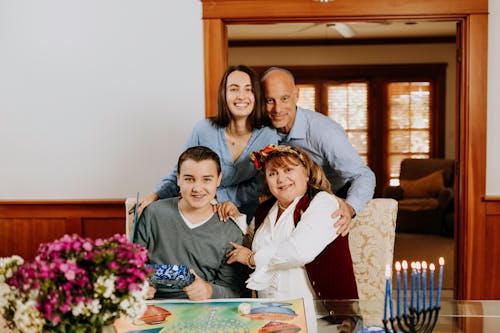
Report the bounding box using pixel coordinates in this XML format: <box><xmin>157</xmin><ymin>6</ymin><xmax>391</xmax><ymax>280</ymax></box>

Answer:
<box><xmin>146</xmin><ymin>285</ymin><xmax>157</xmax><ymax>299</ymax></box>
<box><xmin>183</xmin><ymin>270</ymin><xmax>212</xmax><ymax>301</ymax></box>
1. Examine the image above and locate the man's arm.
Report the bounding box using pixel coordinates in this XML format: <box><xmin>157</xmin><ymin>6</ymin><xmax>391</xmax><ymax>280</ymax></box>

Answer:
<box><xmin>319</xmin><ymin>120</ymin><xmax>376</xmax><ymax>215</ymax></box>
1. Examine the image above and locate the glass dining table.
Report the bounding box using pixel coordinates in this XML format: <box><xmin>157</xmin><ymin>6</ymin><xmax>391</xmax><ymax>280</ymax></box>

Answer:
<box><xmin>315</xmin><ymin>298</ymin><xmax>500</xmax><ymax>333</ymax></box>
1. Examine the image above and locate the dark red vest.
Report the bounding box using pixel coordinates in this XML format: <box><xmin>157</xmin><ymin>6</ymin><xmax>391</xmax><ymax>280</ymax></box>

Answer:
<box><xmin>254</xmin><ymin>193</ymin><xmax>358</xmax><ymax>300</ymax></box>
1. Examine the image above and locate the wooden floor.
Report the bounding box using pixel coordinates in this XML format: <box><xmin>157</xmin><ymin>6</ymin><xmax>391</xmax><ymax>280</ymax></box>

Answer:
<box><xmin>393</xmin><ymin>232</ymin><xmax>454</xmax><ymax>291</ymax></box>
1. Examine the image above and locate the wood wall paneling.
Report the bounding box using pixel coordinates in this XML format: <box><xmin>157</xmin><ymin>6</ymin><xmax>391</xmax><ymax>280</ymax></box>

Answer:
<box><xmin>0</xmin><ymin>200</ymin><xmax>126</xmax><ymax>261</ymax></box>
<box><xmin>485</xmin><ymin>198</ymin><xmax>500</xmax><ymax>299</ymax></box>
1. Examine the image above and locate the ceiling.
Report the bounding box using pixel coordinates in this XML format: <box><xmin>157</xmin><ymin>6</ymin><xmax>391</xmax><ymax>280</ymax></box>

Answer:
<box><xmin>228</xmin><ymin>21</ymin><xmax>457</xmax><ymax>41</ymax></box>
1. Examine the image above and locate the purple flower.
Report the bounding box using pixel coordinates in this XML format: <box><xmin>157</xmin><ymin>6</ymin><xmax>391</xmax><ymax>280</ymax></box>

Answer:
<box><xmin>2</xmin><ymin>233</ymin><xmax>149</xmax><ymax>331</ymax></box>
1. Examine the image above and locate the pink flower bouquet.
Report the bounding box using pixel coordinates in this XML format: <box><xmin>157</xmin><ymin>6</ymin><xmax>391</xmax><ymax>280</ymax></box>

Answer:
<box><xmin>0</xmin><ymin>234</ymin><xmax>150</xmax><ymax>333</ymax></box>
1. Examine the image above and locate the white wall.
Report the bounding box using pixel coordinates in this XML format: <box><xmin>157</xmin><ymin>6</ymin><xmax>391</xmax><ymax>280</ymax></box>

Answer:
<box><xmin>229</xmin><ymin>43</ymin><xmax>457</xmax><ymax>160</ymax></box>
<box><xmin>487</xmin><ymin>0</ymin><xmax>500</xmax><ymax>195</ymax></box>
<box><xmin>1</xmin><ymin>1</ymin><xmax>499</xmax><ymax>199</ymax></box>
<box><xmin>0</xmin><ymin>0</ymin><xmax>204</xmax><ymax>199</ymax></box>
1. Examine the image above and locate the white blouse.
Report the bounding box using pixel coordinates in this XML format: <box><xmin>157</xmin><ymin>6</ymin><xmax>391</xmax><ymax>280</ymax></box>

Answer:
<box><xmin>246</xmin><ymin>191</ymin><xmax>340</xmax><ymax>331</ymax></box>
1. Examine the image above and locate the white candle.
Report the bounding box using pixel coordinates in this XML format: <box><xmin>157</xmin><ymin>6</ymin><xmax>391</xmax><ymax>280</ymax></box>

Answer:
<box><xmin>402</xmin><ymin>260</ymin><xmax>408</xmax><ymax>315</ymax></box>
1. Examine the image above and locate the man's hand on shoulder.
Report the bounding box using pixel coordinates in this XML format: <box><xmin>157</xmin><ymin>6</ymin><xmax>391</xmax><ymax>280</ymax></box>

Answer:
<box><xmin>331</xmin><ymin>197</ymin><xmax>355</xmax><ymax>237</ymax></box>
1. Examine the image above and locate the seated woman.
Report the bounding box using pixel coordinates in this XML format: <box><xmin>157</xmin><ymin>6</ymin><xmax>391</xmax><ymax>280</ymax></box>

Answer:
<box><xmin>227</xmin><ymin>144</ymin><xmax>358</xmax><ymax>331</ymax></box>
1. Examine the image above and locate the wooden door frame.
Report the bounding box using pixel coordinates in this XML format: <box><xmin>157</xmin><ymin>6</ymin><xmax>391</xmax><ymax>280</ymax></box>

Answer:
<box><xmin>201</xmin><ymin>0</ymin><xmax>488</xmax><ymax>300</ymax></box>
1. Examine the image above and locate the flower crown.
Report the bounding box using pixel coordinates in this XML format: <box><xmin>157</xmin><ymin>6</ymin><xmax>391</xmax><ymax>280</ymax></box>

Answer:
<box><xmin>250</xmin><ymin>144</ymin><xmax>305</xmax><ymax>171</ymax></box>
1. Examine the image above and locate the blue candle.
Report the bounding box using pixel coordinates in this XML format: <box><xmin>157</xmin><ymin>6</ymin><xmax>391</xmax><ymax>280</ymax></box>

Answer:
<box><xmin>410</xmin><ymin>262</ymin><xmax>415</xmax><ymax>309</ymax></box>
<box><xmin>436</xmin><ymin>257</ymin><xmax>445</xmax><ymax>307</ymax></box>
<box><xmin>395</xmin><ymin>261</ymin><xmax>401</xmax><ymax>318</ymax></box>
<box><xmin>402</xmin><ymin>260</ymin><xmax>408</xmax><ymax>315</ymax></box>
<box><xmin>384</xmin><ymin>264</ymin><xmax>390</xmax><ymax>320</ymax></box>
<box><xmin>416</xmin><ymin>262</ymin><xmax>421</xmax><ymax>312</ymax></box>
<box><xmin>422</xmin><ymin>261</ymin><xmax>427</xmax><ymax>310</ymax></box>
<box><xmin>429</xmin><ymin>263</ymin><xmax>435</xmax><ymax>309</ymax></box>
<box><xmin>387</xmin><ymin>265</ymin><xmax>394</xmax><ymax>319</ymax></box>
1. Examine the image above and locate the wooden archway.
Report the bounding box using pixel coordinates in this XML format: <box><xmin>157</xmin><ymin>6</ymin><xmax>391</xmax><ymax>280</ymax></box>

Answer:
<box><xmin>201</xmin><ymin>0</ymin><xmax>489</xmax><ymax>299</ymax></box>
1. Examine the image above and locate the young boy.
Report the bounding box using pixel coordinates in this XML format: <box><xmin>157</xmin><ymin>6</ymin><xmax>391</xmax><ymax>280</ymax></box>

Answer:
<box><xmin>134</xmin><ymin>146</ymin><xmax>245</xmax><ymax>300</ymax></box>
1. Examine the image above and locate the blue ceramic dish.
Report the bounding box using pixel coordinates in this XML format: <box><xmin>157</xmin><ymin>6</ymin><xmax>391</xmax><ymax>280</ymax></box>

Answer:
<box><xmin>147</xmin><ymin>264</ymin><xmax>195</xmax><ymax>289</ymax></box>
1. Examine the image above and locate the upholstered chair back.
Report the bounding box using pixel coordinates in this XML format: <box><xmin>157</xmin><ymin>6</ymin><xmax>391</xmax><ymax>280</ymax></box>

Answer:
<box><xmin>348</xmin><ymin>198</ymin><xmax>398</xmax><ymax>325</ymax></box>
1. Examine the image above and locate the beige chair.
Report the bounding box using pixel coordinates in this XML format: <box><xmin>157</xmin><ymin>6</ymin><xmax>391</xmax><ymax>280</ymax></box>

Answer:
<box><xmin>348</xmin><ymin>198</ymin><xmax>398</xmax><ymax>325</ymax></box>
<box><xmin>125</xmin><ymin>198</ymin><xmax>138</xmax><ymax>241</ymax></box>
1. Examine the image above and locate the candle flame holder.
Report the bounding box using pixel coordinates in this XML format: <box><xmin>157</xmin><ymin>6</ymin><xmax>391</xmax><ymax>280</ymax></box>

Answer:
<box><xmin>382</xmin><ymin>306</ymin><xmax>440</xmax><ymax>333</ymax></box>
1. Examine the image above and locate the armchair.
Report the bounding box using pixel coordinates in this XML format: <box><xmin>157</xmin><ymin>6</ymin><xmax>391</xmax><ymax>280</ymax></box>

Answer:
<box><xmin>382</xmin><ymin>158</ymin><xmax>454</xmax><ymax>236</ymax></box>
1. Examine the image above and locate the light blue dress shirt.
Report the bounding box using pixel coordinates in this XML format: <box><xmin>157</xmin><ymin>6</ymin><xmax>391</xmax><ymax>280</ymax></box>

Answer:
<box><xmin>155</xmin><ymin>119</ymin><xmax>279</xmax><ymax>219</ymax></box>
<box><xmin>279</xmin><ymin>107</ymin><xmax>376</xmax><ymax>215</ymax></box>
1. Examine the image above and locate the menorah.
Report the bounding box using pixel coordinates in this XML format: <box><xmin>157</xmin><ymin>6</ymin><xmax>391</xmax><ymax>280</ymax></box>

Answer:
<box><xmin>382</xmin><ymin>305</ymin><xmax>440</xmax><ymax>333</ymax></box>
<box><xmin>382</xmin><ymin>258</ymin><xmax>445</xmax><ymax>333</ymax></box>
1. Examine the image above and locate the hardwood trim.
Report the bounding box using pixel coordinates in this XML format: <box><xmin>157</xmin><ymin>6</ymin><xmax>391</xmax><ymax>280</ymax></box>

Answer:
<box><xmin>485</xmin><ymin>199</ymin><xmax>500</xmax><ymax>215</ymax></box>
<box><xmin>229</xmin><ymin>36</ymin><xmax>456</xmax><ymax>47</ymax></box>
<box><xmin>252</xmin><ymin>64</ymin><xmax>448</xmax><ymax>80</ymax></box>
<box><xmin>203</xmin><ymin>19</ymin><xmax>227</xmax><ymax>117</ymax></box>
<box><xmin>201</xmin><ymin>0</ymin><xmax>488</xmax><ymax>20</ymax></box>
<box><xmin>483</xmin><ymin>196</ymin><xmax>500</xmax><ymax>202</ymax></box>
<box><xmin>201</xmin><ymin>0</ymin><xmax>490</xmax><ymax>299</ymax></box>
<box><xmin>458</xmin><ymin>13</ymin><xmax>488</xmax><ymax>299</ymax></box>
<box><xmin>0</xmin><ymin>200</ymin><xmax>126</xmax><ymax>261</ymax></box>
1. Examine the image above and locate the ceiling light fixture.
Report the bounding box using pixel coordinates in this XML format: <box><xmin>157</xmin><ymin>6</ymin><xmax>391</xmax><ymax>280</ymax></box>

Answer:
<box><xmin>329</xmin><ymin>23</ymin><xmax>356</xmax><ymax>38</ymax></box>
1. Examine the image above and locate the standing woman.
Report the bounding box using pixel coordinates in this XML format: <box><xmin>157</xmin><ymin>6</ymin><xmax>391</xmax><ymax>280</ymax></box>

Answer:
<box><xmin>139</xmin><ymin>65</ymin><xmax>278</xmax><ymax>220</ymax></box>
<box><xmin>227</xmin><ymin>144</ymin><xmax>358</xmax><ymax>332</ymax></box>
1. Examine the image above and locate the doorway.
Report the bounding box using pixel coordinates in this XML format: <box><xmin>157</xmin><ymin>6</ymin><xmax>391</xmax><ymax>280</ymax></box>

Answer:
<box><xmin>200</xmin><ymin>0</ymin><xmax>489</xmax><ymax>299</ymax></box>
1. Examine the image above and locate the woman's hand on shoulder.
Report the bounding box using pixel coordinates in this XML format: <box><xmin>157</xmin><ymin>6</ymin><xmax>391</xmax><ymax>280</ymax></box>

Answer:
<box><xmin>213</xmin><ymin>200</ymin><xmax>241</xmax><ymax>222</ymax></box>
<box><xmin>138</xmin><ymin>192</ymin><xmax>159</xmax><ymax>214</ymax></box>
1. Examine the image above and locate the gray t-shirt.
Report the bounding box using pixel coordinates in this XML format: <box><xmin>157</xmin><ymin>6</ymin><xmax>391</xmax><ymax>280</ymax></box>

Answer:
<box><xmin>134</xmin><ymin>197</ymin><xmax>245</xmax><ymax>299</ymax></box>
